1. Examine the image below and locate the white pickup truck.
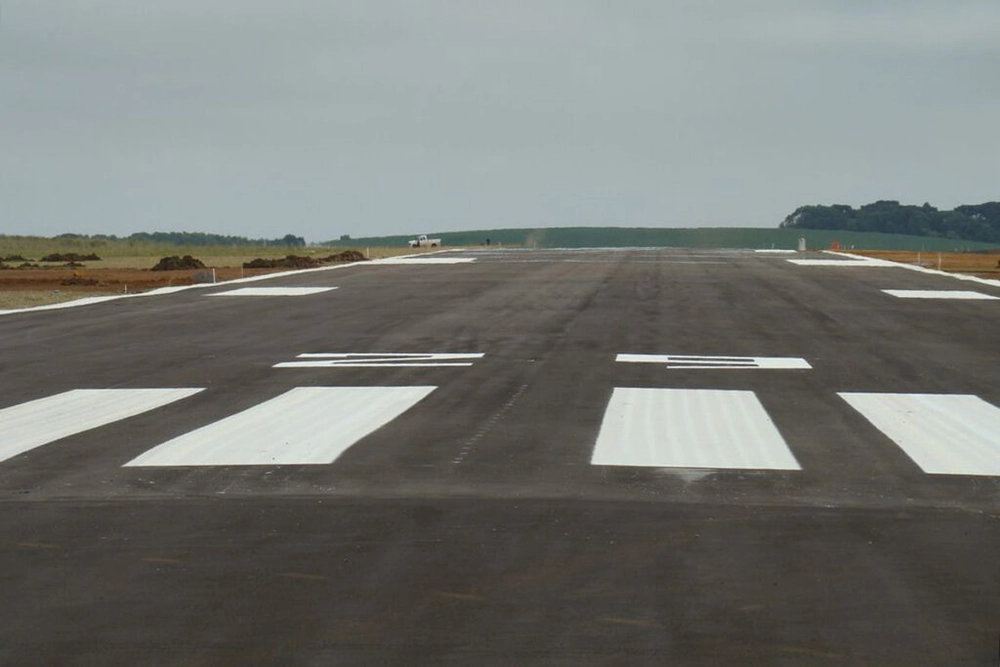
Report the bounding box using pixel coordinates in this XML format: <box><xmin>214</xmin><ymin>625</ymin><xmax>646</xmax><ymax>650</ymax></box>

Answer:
<box><xmin>408</xmin><ymin>234</ymin><xmax>442</xmax><ymax>248</ymax></box>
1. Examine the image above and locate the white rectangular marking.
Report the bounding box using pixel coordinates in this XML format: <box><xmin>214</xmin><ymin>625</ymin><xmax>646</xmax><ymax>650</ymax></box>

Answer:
<box><xmin>207</xmin><ymin>287</ymin><xmax>336</xmax><ymax>297</ymax></box>
<box><xmin>125</xmin><ymin>386</ymin><xmax>435</xmax><ymax>466</ymax></box>
<box><xmin>786</xmin><ymin>259</ymin><xmax>886</xmax><ymax>267</ymax></box>
<box><xmin>616</xmin><ymin>354</ymin><xmax>811</xmax><ymax>370</ymax></box>
<box><xmin>274</xmin><ymin>352</ymin><xmax>484</xmax><ymax>368</ymax></box>
<box><xmin>0</xmin><ymin>389</ymin><xmax>203</xmax><ymax>463</ymax></box>
<box><xmin>371</xmin><ymin>258</ymin><xmax>476</xmax><ymax>265</ymax></box>
<box><xmin>591</xmin><ymin>388</ymin><xmax>800</xmax><ymax>470</ymax></box>
<box><xmin>839</xmin><ymin>393</ymin><xmax>1000</xmax><ymax>476</ymax></box>
<box><xmin>882</xmin><ymin>290</ymin><xmax>999</xmax><ymax>300</ymax></box>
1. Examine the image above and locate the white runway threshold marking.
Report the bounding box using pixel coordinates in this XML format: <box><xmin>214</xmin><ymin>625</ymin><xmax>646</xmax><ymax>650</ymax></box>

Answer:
<box><xmin>882</xmin><ymin>289</ymin><xmax>999</xmax><ymax>300</ymax></box>
<box><xmin>592</xmin><ymin>388</ymin><xmax>800</xmax><ymax>470</ymax></box>
<box><xmin>125</xmin><ymin>386</ymin><xmax>435</xmax><ymax>466</ymax></box>
<box><xmin>274</xmin><ymin>352</ymin><xmax>484</xmax><ymax>369</ymax></box>
<box><xmin>0</xmin><ymin>389</ymin><xmax>203</xmax><ymax>464</ymax></box>
<box><xmin>207</xmin><ymin>287</ymin><xmax>337</xmax><ymax>297</ymax></box>
<box><xmin>839</xmin><ymin>393</ymin><xmax>1000</xmax><ymax>476</ymax></box>
<box><xmin>617</xmin><ymin>354</ymin><xmax>811</xmax><ymax>370</ymax></box>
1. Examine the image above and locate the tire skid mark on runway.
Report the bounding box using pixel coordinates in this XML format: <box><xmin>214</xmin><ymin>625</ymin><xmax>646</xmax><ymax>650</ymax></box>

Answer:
<box><xmin>451</xmin><ymin>384</ymin><xmax>529</xmax><ymax>465</ymax></box>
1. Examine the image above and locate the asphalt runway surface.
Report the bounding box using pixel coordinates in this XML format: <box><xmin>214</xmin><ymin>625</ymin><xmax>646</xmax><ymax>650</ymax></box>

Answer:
<box><xmin>0</xmin><ymin>248</ymin><xmax>998</xmax><ymax>665</ymax></box>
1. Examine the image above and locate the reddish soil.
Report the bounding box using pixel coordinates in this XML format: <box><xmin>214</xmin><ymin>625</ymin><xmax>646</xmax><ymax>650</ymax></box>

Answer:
<box><xmin>0</xmin><ymin>267</ymin><xmax>284</xmax><ymax>294</ymax></box>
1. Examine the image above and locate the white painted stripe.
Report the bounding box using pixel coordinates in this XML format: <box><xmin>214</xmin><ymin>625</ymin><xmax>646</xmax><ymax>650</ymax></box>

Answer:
<box><xmin>370</xmin><ymin>257</ymin><xmax>476</xmax><ymax>265</ymax></box>
<box><xmin>839</xmin><ymin>393</ymin><xmax>1000</xmax><ymax>476</ymax></box>
<box><xmin>0</xmin><ymin>389</ymin><xmax>203</xmax><ymax>463</ymax></box>
<box><xmin>786</xmin><ymin>259</ymin><xmax>889</xmax><ymax>267</ymax></box>
<box><xmin>882</xmin><ymin>289</ymin><xmax>998</xmax><ymax>300</ymax></box>
<box><xmin>207</xmin><ymin>287</ymin><xmax>336</xmax><ymax>297</ymax></box>
<box><xmin>831</xmin><ymin>251</ymin><xmax>1000</xmax><ymax>289</ymax></box>
<box><xmin>125</xmin><ymin>386</ymin><xmax>435</xmax><ymax>466</ymax></box>
<box><xmin>753</xmin><ymin>249</ymin><xmax>798</xmax><ymax>253</ymax></box>
<box><xmin>274</xmin><ymin>352</ymin><xmax>484</xmax><ymax>369</ymax></box>
<box><xmin>616</xmin><ymin>354</ymin><xmax>811</xmax><ymax>370</ymax></box>
<box><xmin>591</xmin><ymin>388</ymin><xmax>800</xmax><ymax>470</ymax></box>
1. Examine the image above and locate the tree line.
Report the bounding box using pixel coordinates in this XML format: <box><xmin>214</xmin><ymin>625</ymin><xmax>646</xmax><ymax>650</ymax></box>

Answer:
<box><xmin>779</xmin><ymin>201</ymin><xmax>1000</xmax><ymax>243</ymax></box>
<box><xmin>53</xmin><ymin>231</ymin><xmax>306</xmax><ymax>246</ymax></box>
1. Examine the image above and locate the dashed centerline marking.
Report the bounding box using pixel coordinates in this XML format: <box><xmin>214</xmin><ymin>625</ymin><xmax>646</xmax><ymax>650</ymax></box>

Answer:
<box><xmin>617</xmin><ymin>354</ymin><xmax>811</xmax><ymax>370</ymax></box>
<box><xmin>452</xmin><ymin>384</ymin><xmax>529</xmax><ymax>465</ymax></box>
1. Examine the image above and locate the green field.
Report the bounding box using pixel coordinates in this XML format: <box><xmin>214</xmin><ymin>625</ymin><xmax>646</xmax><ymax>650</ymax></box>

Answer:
<box><xmin>337</xmin><ymin>227</ymin><xmax>1000</xmax><ymax>252</ymax></box>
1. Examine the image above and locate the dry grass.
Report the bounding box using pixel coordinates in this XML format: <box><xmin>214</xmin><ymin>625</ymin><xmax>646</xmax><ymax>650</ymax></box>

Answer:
<box><xmin>0</xmin><ymin>290</ymin><xmax>123</xmax><ymax>310</ymax></box>
<box><xmin>850</xmin><ymin>250</ymin><xmax>1000</xmax><ymax>278</ymax></box>
<box><xmin>0</xmin><ymin>244</ymin><xmax>459</xmax><ymax>310</ymax></box>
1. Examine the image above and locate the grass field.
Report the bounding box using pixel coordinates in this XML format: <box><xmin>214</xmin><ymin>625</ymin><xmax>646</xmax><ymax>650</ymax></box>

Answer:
<box><xmin>0</xmin><ymin>238</ymin><xmax>425</xmax><ymax>310</ymax></box>
<box><xmin>0</xmin><ymin>236</ymin><xmax>417</xmax><ymax>265</ymax></box>
<box><xmin>337</xmin><ymin>227</ymin><xmax>1000</xmax><ymax>252</ymax></box>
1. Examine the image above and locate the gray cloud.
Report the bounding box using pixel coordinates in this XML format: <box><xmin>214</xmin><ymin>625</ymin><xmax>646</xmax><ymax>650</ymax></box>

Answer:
<box><xmin>2</xmin><ymin>1</ymin><xmax>998</xmax><ymax>240</ymax></box>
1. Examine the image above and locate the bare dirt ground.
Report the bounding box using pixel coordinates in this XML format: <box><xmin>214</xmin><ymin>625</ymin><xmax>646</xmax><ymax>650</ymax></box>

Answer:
<box><xmin>850</xmin><ymin>250</ymin><xmax>1000</xmax><ymax>278</ymax></box>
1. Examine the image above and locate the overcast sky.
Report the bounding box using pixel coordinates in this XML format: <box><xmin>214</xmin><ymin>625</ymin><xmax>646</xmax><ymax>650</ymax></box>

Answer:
<box><xmin>2</xmin><ymin>1</ymin><xmax>998</xmax><ymax>241</ymax></box>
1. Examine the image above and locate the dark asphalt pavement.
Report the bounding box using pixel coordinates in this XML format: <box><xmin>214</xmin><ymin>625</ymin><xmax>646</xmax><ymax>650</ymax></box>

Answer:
<box><xmin>0</xmin><ymin>248</ymin><xmax>997</xmax><ymax>665</ymax></box>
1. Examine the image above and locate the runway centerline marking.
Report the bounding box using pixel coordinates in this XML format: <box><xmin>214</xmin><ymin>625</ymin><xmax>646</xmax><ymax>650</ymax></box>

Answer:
<box><xmin>274</xmin><ymin>352</ymin><xmax>484</xmax><ymax>368</ymax></box>
<box><xmin>124</xmin><ymin>386</ymin><xmax>435</xmax><ymax>466</ymax></box>
<box><xmin>616</xmin><ymin>354</ymin><xmax>811</xmax><ymax>370</ymax></box>
<box><xmin>591</xmin><ymin>388</ymin><xmax>800</xmax><ymax>470</ymax></box>
<box><xmin>0</xmin><ymin>389</ymin><xmax>204</xmax><ymax>464</ymax></box>
<box><xmin>882</xmin><ymin>289</ymin><xmax>999</xmax><ymax>300</ymax></box>
<box><xmin>839</xmin><ymin>393</ymin><xmax>1000</xmax><ymax>476</ymax></box>
<box><xmin>207</xmin><ymin>287</ymin><xmax>337</xmax><ymax>297</ymax></box>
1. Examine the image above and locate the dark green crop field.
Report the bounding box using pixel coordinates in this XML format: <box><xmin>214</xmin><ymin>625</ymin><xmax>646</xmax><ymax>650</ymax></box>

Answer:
<box><xmin>335</xmin><ymin>227</ymin><xmax>999</xmax><ymax>251</ymax></box>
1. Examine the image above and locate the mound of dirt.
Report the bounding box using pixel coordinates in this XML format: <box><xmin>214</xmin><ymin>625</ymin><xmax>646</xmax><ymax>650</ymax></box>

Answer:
<box><xmin>151</xmin><ymin>255</ymin><xmax>207</xmax><ymax>271</ymax></box>
<box><xmin>40</xmin><ymin>253</ymin><xmax>101</xmax><ymax>262</ymax></box>
<box><xmin>322</xmin><ymin>250</ymin><xmax>368</xmax><ymax>262</ymax></box>
<box><xmin>242</xmin><ymin>255</ymin><xmax>320</xmax><ymax>269</ymax></box>
<box><xmin>61</xmin><ymin>276</ymin><xmax>101</xmax><ymax>286</ymax></box>
<box><xmin>242</xmin><ymin>251</ymin><xmax>369</xmax><ymax>269</ymax></box>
